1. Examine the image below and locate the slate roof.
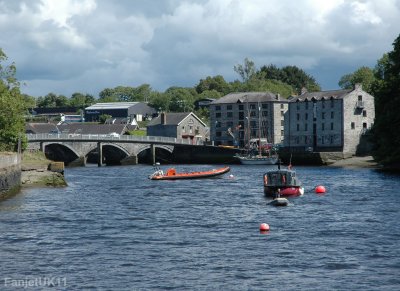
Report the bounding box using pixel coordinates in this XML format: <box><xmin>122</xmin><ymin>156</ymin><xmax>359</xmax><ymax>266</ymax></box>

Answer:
<box><xmin>289</xmin><ymin>89</ymin><xmax>352</xmax><ymax>102</ymax></box>
<box><xmin>57</xmin><ymin>124</ymin><xmax>127</xmax><ymax>135</ymax></box>
<box><xmin>25</xmin><ymin>123</ymin><xmax>59</xmax><ymax>134</ymax></box>
<box><xmin>147</xmin><ymin>112</ymin><xmax>206</xmax><ymax>127</ymax></box>
<box><xmin>210</xmin><ymin>92</ymin><xmax>286</xmax><ymax>104</ymax></box>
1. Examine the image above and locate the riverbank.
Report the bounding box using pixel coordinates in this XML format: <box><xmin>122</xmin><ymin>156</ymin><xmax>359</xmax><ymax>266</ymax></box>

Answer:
<box><xmin>327</xmin><ymin>155</ymin><xmax>380</xmax><ymax>169</ymax></box>
<box><xmin>21</xmin><ymin>151</ymin><xmax>67</xmax><ymax>187</ymax></box>
<box><xmin>0</xmin><ymin>152</ymin><xmax>21</xmax><ymax>200</ymax></box>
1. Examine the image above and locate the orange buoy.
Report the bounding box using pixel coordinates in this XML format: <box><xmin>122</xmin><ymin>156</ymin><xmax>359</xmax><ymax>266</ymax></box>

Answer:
<box><xmin>259</xmin><ymin>223</ymin><xmax>270</xmax><ymax>231</ymax></box>
<box><xmin>315</xmin><ymin>185</ymin><xmax>326</xmax><ymax>194</ymax></box>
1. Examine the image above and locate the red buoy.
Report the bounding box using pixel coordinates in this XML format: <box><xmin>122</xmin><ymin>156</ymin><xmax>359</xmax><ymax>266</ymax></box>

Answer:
<box><xmin>259</xmin><ymin>223</ymin><xmax>270</xmax><ymax>231</ymax></box>
<box><xmin>315</xmin><ymin>185</ymin><xmax>326</xmax><ymax>194</ymax></box>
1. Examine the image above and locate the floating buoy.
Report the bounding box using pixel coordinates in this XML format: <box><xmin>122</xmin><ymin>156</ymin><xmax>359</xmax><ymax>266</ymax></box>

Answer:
<box><xmin>259</xmin><ymin>223</ymin><xmax>270</xmax><ymax>231</ymax></box>
<box><xmin>315</xmin><ymin>185</ymin><xmax>326</xmax><ymax>194</ymax></box>
<box><xmin>229</xmin><ymin>174</ymin><xmax>234</xmax><ymax>179</ymax></box>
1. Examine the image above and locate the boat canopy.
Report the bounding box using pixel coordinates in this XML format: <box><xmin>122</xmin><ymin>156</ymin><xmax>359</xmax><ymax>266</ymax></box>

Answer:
<box><xmin>264</xmin><ymin>170</ymin><xmax>301</xmax><ymax>187</ymax></box>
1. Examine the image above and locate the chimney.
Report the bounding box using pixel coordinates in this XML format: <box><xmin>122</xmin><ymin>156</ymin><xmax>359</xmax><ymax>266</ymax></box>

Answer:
<box><xmin>354</xmin><ymin>83</ymin><xmax>362</xmax><ymax>90</ymax></box>
<box><xmin>161</xmin><ymin>112</ymin><xmax>166</xmax><ymax>124</ymax></box>
<box><xmin>301</xmin><ymin>87</ymin><xmax>308</xmax><ymax>95</ymax></box>
<box><xmin>275</xmin><ymin>94</ymin><xmax>280</xmax><ymax>100</ymax></box>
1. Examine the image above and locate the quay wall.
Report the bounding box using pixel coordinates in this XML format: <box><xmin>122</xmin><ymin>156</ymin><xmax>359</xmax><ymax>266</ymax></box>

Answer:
<box><xmin>172</xmin><ymin>145</ymin><xmax>241</xmax><ymax>164</ymax></box>
<box><xmin>0</xmin><ymin>153</ymin><xmax>21</xmax><ymax>199</ymax></box>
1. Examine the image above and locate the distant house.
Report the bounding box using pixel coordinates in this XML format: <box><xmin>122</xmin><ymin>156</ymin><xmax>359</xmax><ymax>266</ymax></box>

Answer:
<box><xmin>285</xmin><ymin>84</ymin><xmax>375</xmax><ymax>155</ymax></box>
<box><xmin>84</xmin><ymin>102</ymin><xmax>156</xmax><ymax>122</ymax></box>
<box><xmin>25</xmin><ymin>123</ymin><xmax>128</xmax><ymax>137</ymax></box>
<box><xmin>57</xmin><ymin>123</ymin><xmax>128</xmax><ymax>137</ymax></box>
<box><xmin>29</xmin><ymin>107</ymin><xmax>79</xmax><ymax>122</ymax></box>
<box><xmin>26</xmin><ymin>123</ymin><xmax>59</xmax><ymax>134</ymax></box>
<box><xmin>105</xmin><ymin>117</ymin><xmax>138</xmax><ymax>129</ymax></box>
<box><xmin>58</xmin><ymin>114</ymin><xmax>84</xmax><ymax>125</ymax></box>
<box><xmin>147</xmin><ymin>112</ymin><xmax>208</xmax><ymax>144</ymax></box>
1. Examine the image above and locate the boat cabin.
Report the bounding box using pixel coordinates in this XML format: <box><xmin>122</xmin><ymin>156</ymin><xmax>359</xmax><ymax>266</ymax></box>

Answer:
<box><xmin>264</xmin><ymin>170</ymin><xmax>301</xmax><ymax>187</ymax></box>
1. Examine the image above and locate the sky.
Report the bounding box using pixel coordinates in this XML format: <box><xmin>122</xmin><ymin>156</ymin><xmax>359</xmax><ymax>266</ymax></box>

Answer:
<box><xmin>1</xmin><ymin>0</ymin><xmax>399</xmax><ymax>98</ymax></box>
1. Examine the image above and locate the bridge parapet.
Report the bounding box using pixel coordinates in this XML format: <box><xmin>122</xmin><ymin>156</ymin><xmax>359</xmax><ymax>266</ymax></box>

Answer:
<box><xmin>26</xmin><ymin>134</ymin><xmax>192</xmax><ymax>145</ymax></box>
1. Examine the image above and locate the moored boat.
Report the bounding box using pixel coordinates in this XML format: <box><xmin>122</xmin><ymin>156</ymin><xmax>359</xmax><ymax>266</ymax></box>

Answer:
<box><xmin>263</xmin><ymin>161</ymin><xmax>304</xmax><ymax>197</ymax></box>
<box><xmin>236</xmin><ymin>154</ymin><xmax>278</xmax><ymax>165</ymax></box>
<box><xmin>149</xmin><ymin>165</ymin><xmax>230</xmax><ymax>180</ymax></box>
<box><xmin>269</xmin><ymin>197</ymin><xmax>289</xmax><ymax>206</ymax></box>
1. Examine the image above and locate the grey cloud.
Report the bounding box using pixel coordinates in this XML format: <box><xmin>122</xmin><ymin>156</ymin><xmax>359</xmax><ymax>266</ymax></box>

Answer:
<box><xmin>1</xmin><ymin>0</ymin><xmax>399</xmax><ymax>97</ymax></box>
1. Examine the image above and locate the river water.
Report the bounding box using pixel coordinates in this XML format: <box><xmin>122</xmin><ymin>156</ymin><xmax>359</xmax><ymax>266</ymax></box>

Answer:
<box><xmin>0</xmin><ymin>164</ymin><xmax>399</xmax><ymax>290</ymax></box>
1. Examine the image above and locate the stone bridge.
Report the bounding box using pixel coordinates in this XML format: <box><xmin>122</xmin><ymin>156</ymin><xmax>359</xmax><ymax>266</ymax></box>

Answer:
<box><xmin>27</xmin><ymin>134</ymin><xmax>193</xmax><ymax>166</ymax></box>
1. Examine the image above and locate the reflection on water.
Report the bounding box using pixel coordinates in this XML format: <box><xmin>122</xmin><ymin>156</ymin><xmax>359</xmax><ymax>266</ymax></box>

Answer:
<box><xmin>0</xmin><ymin>165</ymin><xmax>399</xmax><ymax>290</ymax></box>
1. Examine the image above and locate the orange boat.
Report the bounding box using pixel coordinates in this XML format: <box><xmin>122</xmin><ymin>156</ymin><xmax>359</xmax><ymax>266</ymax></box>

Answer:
<box><xmin>149</xmin><ymin>166</ymin><xmax>230</xmax><ymax>180</ymax></box>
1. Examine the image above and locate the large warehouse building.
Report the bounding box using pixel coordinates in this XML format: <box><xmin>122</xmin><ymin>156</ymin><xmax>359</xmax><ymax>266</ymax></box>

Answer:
<box><xmin>84</xmin><ymin>102</ymin><xmax>157</xmax><ymax>122</ymax></box>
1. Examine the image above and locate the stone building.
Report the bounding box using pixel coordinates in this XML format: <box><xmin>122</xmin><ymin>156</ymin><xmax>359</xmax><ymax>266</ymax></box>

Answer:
<box><xmin>284</xmin><ymin>84</ymin><xmax>375</xmax><ymax>155</ymax></box>
<box><xmin>209</xmin><ymin>92</ymin><xmax>288</xmax><ymax>147</ymax></box>
<box><xmin>146</xmin><ymin>112</ymin><xmax>208</xmax><ymax>144</ymax></box>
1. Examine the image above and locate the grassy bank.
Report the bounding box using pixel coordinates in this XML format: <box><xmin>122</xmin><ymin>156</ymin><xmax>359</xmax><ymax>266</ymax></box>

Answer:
<box><xmin>21</xmin><ymin>151</ymin><xmax>50</xmax><ymax>169</ymax></box>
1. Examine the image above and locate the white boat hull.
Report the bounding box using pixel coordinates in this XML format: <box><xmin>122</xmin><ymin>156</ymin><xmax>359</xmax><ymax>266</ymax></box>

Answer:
<box><xmin>237</xmin><ymin>156</ymin><xmax>278</xmax><ymax>165</ymax></box>
<box><xmin>270</xmin><ymin>197</ymin><xmax>289</xmax><ymax>206</ymax></box>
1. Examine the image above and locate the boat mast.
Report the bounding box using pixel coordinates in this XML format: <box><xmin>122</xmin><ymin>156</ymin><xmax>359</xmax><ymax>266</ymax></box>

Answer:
<box><xmin>246</xmin><ymin>98</ymin><xmax>250</xmax><ymax>153</ymax></box>
<box><xmin>258</xmin><ymin>103</ymin><xmax>261</xmax><ymax>157</ymax></box>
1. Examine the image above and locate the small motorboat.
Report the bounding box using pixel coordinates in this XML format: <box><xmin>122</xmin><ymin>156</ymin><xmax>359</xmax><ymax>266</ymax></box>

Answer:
<box><xmin>149</xmin><ymin>164</ymin><xmax>231</xmax><ymax>180</ymax></box>
<box><xmin>263</xmin><ymin>160</ymin><xmax>304</xmax><ymax>197</ymax></box>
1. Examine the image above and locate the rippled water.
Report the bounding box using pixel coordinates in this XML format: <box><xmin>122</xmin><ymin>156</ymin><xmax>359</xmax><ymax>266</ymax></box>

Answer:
<box><xmin>1</xmin><ymin>165</ymin><xmax>400</xmax><ymax>290</ymax></box>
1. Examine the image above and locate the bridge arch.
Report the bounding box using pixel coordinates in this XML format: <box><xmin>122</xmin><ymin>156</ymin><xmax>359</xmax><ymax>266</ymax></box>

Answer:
<box><xmin>137</xmin><ymin>144</ymin><xmax>174</xmax><ymax>164</ymax></box>
<box><xmin>86</xmin><ymin>143</ymin><xmax>131</xmax><ymax>165</ymax></box>
<box><xmin>43</xmin><ymin>142</ymin><xmax>80</xmax><ymax>166</ymax></box>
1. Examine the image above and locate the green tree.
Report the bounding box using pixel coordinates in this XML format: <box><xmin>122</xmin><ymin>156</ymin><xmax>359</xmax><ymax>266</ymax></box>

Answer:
<box><xmin>98</xmin><ymin>84</ymin><xmax>154</xmax><ymax>102</ymax></box>
<box><xmin>197</xmin><ymin>89</ymin><xmax>222</xmax><ymax>100</ymax></box>
<box><xmin>195</xmin><ymin>75</ymin><xmax>230</xmax><ymax>95</ymax></box>
<box><xmin>148</xmin><ymin>91</ymin><xmax>169</xmax><ymax>112</ymax></box>
<box><xmin>194</xmin><ymin>107</ymin><xmax>210</xmax><ymax>125</ymax></box>
<box><xmin>234</xmin><ymin>58</ymin><xmax>256</xmax><ymax>82</ymax></box>
<box><xmin>372</xmin><ymin>34</ymin><xmax>400</xmax><ymax>169</ymax></box>
<box><xmin>21</xmin><ymin>94</ymin><xmax>36</xmax><ymax>109</ymax></box>
<box><xmin>0</xmin><ymin>48</ymin><xmax>26</xmax><ymax>151</ymax></box>
<box><xmin>165</xmin><ymin>87</ymin><xmax>197</xmax><ymax>112</ymax></box>
<box><xmin>135</xmin><ymin>84</ymin><xmax>153</xmax><ymax>102</ymax></box>
<box><xmin>85</xmin><ymin>94</ymin><xmax>96</xmax><ymax>106</ymax></box>
<box><xmin>370</xmin><ymin>53</ymin><xmax>390</xmax><ymax>97</ymax></box>
<box><xmin>238</xmin><ymin>78</ymin><xmax>294</xmax><ymax>98</ymax></box>
<box><xmin>98</xmin><ymin>114</ymin><xmax>112</xmax><ymax>124</ymax></box>
<box><xmin>258</xmin><ymin>65</ymin><xmax>320</xmax><ymax>94</ymax></box>
<box><xmin>338</xmin><ymin>66</ymin><xmax>376</xmax><ymax>94</ymax></box>
<box><xmin>98</xmin><ymin>88</ymin><xmax>118</xmax><ymax>102</ymax></box>
<box><xmin>69</xmin><ymin>92</ymin><xmax>87</xmax><ymax>108</ymax></box>
<box><xmin>36</xmin><ymin>93</ymin><xmax>69</xmax><ymax>107</ymax></box>
<box><xmin>70</xmin><ymin>92</ymin><xmax>96</xmax><ymax>109</ymax></box>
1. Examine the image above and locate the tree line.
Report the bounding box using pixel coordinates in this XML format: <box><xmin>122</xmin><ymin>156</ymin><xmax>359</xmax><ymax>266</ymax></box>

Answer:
<box><xmin>1</xmin><ymin>33</ymin><xmax>399</xmax><ymax>169</ymax></box>
<box><xmin>21</xmin><ymin>58</ymin><xmax>320</xmax><ymax>126</ymax></box>
<box><xmin>29</xmin><ymin>61</ymin><xmax>320</xmax><ymax>112</ymax></box>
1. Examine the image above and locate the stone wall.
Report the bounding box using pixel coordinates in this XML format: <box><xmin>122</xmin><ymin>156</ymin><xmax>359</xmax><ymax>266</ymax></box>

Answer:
<box><xmin>0</xmin><ymin>153</ymin><xmax>21</xmax><ymax>199</ymax></box>
<box><xmin>342</xmin><ymin>88</ymin><xmax>375</xmax><ymax>154</ymax></box>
